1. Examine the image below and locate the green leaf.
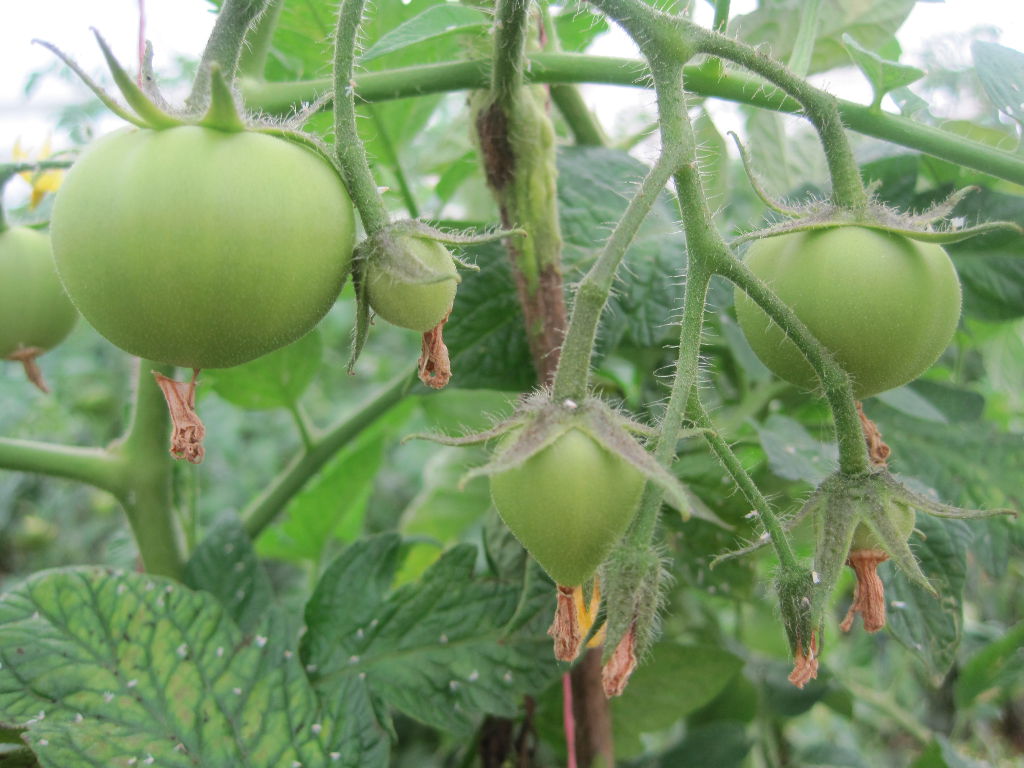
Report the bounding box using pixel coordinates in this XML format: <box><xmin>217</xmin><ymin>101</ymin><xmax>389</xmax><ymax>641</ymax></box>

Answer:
<box><xmin>358</xmin><ymin>5</ymin><xmax>490</xmax><ymax>64</ymax></box>
<box><xmin>842</xmin><ymin>33</ymin><xmax>924</xmax><ymax>108</ymax></box>
<box><xmin>732</xmin><ymin>0</ymin><xmax>917</xmax><ymax>75</ymax></box>
<box><xmin>204</xmin><ymin>329</ymin><xmax>322</xmax><ymax>411</ymax></box>
<box><xmin>0</xmin><ymin>569</ymin><xmax>336</xmax><ymax>767</ymax></box>
<box><xmin>184</xmin><ymin>518</ymin><xmax>273</xmax><ymax>634</ymax></box>
<box><xmin>911</xmin><ymin>736</ymin><xmax>987</xmax><ymax>768</ymax></box>
<box><xmin>611</xmin><ymin>644</ymin><xmax>744</xmax><ymax>758</ymax></box>
<box><xmin>755</xmin><ymin>413</ymin><xmax>837</xmax><ymax>485</ymax></box>
<box><xmin>886</xmin><ymin>516</ymin><xmax>970</xmax><ymax>683</ymax></box>
<box><xmin>657</xmin><ymin>721</ymin><xmax>752</xmax><ymax>768</ymax></box>
<box><xmin>972</xmin><ymin>41</ymin><xmax>1024</xmax><ymax>126</ymax></box>
<box><xmin>553</xmin><ymin>4</ymin><xmax>609</xmax><ymax>52</ymax></box>
<box><xmin>954</xmin><ymin>620</ymin><xmax>1024</xmax><ymax>709</ymax></box>
<box><xmin>301</xmin><ymin>534</ymin><xmax>557</xmax><ymax>736</ymax></box>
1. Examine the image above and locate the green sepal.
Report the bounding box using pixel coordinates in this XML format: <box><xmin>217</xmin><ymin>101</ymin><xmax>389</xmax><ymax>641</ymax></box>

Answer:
<box><xmin>197</xmin><ymin>65</ymin><xmax>247</xmax><ymax>132</ymax></box>
<box><xmin>348</xmin><ymin>256</ymin><xmax>372</xmax><ymax>375</ymax></box>
<box><xmin>729</xmin><ymin>131</ymin><xmax>802</xmax><ymax>217</ymax></box>
<box><xmin>32</xmin><ymin>38</ymin><xmax>147</xmax><ymax>128</ymax></box>
<box><xmin>92</xmin><ymin>29</ymin><xmax>180</xmax><ymax>129</ymax></box>
<box><xmin>600</xmin><ymin>545</ymin><xmax>665</xmax><ymax>664</ymax></box>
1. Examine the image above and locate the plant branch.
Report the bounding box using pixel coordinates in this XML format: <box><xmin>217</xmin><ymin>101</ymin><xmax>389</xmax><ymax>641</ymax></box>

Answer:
<box><xmin>237</xmin><ymin>0</ymin><xmax>282</xmax><ymax>80</ymax></box>
<box><xmin>550</xmin><ymin>85</ymin><xmax>607</xmax><ymax>146</ymax></box>
<box><xmin>368</xmin><ymin>104</ymin><xmax>421</xmax><ymax>219</ymax></box>
<box><xmin>0</xmin><ymin>439</ymin><xmax>124</xmax><ymax>496</ymax></box>
<box><xmin>334</xmin><ymin>0</ymin><xmax>390</xmax><ymax>235</ymax></box>
<box><xmin>243</xmin><ymin>371</ymin><xmax>415</xmax><ymax>537</ymax></box>
<box><xmin>187</xmin><ymin>0</ymin><xmax>269</xmax><ymax>111</ymax></box>
<box><xmin>239</xmin><ymin>55</ymin><xmax>1024</xmax><ymax>186</ymax></box>
<box><xmin>552</xmin><ymin>145</ymin><xmax>683</xmax><ymax>402</ymax></box>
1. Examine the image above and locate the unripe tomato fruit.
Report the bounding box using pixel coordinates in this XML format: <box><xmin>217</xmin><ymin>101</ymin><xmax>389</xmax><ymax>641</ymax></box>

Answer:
<box><xmin>50</xmin><ymin>126</ymin><xmax>355</xmax><ymax>369</ymax></box>
<box><xmin>734</xmin><ymin>227</ymin><xmax>962</xmax><ymax>398</ymax></box>
<box><xmin>490</xmin><ymin>429</ymin><xmax>645</xmax><ymax>586</ymax></box>
<box><xmin>0</xmin><ymin>227</ymin><xmax>77</xmax><ymax>358</ymax></box>
<box><xmin>850</xmin><ymin>505</ymin><xmax>915</xmax><ymax>552</ymax></box>
<box><xmin>366</xmin><ymin>237</ymin><xmax>458</xmax><ymax>332</ymax></box>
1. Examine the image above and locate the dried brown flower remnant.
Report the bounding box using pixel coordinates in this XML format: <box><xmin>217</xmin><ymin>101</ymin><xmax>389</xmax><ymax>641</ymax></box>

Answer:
<box><xmin>6</xmin><ymin>347</ymin><xmax>48</xmax><ymax>393</ymax></box>
<box><xmin>418</xmin><ymin>314</ymin><xmax>451</xmax><ymax>389</ymax></box>
<box><xmin>840</xmin><ymin>549</ymin><xmax>889</xmax><ymax>633</ymax></box>
<box><xmin>153</xmin><ymin>369</ymin><xmax>205</xmax><ymax>464</ymax></box>
<box><xmin>548</xmin><ymin>580</ymin><xmax>604</xmax><ymax>662</ymax></box>
<box><xmin>857</xmin><ymin>401</ymin><xmax>891</xmax><ymax>467</ymax></box>
<box><xmin>788</xmin><ymin>634</ymin><xmax>819</xmax><ymax>689</ymax></box>
<box><xmin>601</xmin><ymin>623</ymin><xmax>637</xmax><ymax>698</ymax></box>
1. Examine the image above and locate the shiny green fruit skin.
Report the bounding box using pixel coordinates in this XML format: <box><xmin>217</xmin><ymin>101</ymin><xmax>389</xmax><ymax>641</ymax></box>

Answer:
<box><xmin>51</xmin><ymin>126</ymin><xmax>355</xmax><ymax>369</ymax></box>
<box><xmin>734</xmin><ymin>227</ymin><xmax>962</xmax><ymax>398</ymax></box>
<box><xmin>366</xmin><ymin>238</ymin><xmax>457</xmax><ymax>332</ymax></box>
<box><xmin>850</xmin><ymin>504</ymin><xmax>915</xmax><ymax>552</ymax></box>
<box><xmin>490</xmin><ymin>429</ymin><xmax>645</xmax><ymax>587</ymax></box>
<box><xmin>0</xmin><ymin>227</ymin><xmax>77</xmax><ymax>358</ymax></box>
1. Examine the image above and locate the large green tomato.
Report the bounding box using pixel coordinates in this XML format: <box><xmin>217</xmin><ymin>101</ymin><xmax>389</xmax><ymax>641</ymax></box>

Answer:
<box><xmin>490</xmin><ymin>428</ymin><xmax>645</xmax><ymax>587</ymax></box>
<box><xmin>734</xmin><ymin>227</ymin><xmax>962</xmax><ymax>398</ymax></box>
<box><xmin>366</xmin><ymin>237</ymin><xmax>458</xmax><ymax>332</ymax></box>
<box><xmin>50</xmin><ymin>126</ymin><xmax>355</xmax><ymax>369</ymax></box>
<box><xmin>0</xmin><ymin>227</ymin><xmax>77</xmax><ymax>358</ymax></box>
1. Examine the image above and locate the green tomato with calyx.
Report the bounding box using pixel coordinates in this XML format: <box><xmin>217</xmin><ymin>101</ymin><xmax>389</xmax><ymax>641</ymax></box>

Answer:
<box><xmin>50</xmin><ymin>126</ymin><xmax>355</xmax><ymax>369</ymax></box>
<box><xmin>0</xmin><ymin>227</ymin><xmax>77</xmax><ymax>359</ymax></box>
<box><xmin>734</xmin><ymin>227</ymin><xmax>962</xmax><ymax>399</ymax></box>
<box><xmin>850</xmin><ymin>505</ymin><xmax>916</xmax><ymax>553</ymax></box>
<box><xmin>366</xmin><ymin>236</ymin><xmax>458</xmax><ymax>332</ymax></box>
<box><xmin>490</xmin><ymin>428</ymin><xmax>645</xmax><ymax>587</ymax></box>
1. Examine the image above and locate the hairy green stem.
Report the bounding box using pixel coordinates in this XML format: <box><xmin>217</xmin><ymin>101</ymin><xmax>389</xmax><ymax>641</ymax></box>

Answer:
<box><xmin>690</xmin><ymin>393</ymin><xmax>798</xmax><ymax>569</ymax></box>
<box><xmin>243</xmin><ymin>371</ymin><xmax>415</xmax><ymax>537</ymax></box>
<box><xmin>334</xmin><ymin>0</ymin><xmax>390</xmax><ymax>234</ymax></box>
<box><xmin>113</xmin><ymin>361</ymin><xmax>184</xmax><ymax>580</ymax></box>
<box><xmin>713</xmin><ymin>0</ymin><xmax>730</xmax><ymax>33</ymax></box>
<box><xmin>0</xmin><ymin>440</ymin><xmax>124</xmax><ymax>495</ymax></box>
<box><xmin>685</xmin><ymin>23</ymin><xmax>869</xmax><ymax>213</ymax></box>
<box><xmin>551</xmin><ymin>145</ymin><xmax>683</xmax><ymax>402</ymax></box>
<box><xmin>237</xmin><ymin>0</ymin><xmax>282</xmax><ymax>80</ymax></box>
<box><xmin>187</xmin><ymin>0</ymin><xmax>269</xmax><ymax>111</ymax></box>
<box><xmin>241</xmin><ymin>55</ymin><xmax>1024</xmax><ymax>186</ymax></box>
<box><xmin>491</xmin><ymin>0</ymin><xmax>531</xmax><ymax>103</ymax></box>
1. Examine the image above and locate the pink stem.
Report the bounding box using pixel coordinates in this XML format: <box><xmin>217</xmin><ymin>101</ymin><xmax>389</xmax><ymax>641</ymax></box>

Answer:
<box><xmin>562</xmin><ymin>672</ymin><xmax>577</xmax><ymax>768</ymax></box>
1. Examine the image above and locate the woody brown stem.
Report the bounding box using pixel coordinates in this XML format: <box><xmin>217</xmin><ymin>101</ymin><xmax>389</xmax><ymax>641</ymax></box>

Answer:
<box><xmin>840</xmin><ymin>549</ymin><xmax>889</xmax><ymax>632</ymax></box>
<box><xmin>6</xmin><ymin>347</ymin><xmax>49</xmax><ymax>393</ymax></box>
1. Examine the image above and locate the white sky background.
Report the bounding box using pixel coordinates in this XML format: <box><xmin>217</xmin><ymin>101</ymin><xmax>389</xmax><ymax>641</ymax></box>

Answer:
<box><xmin>1</xmin><ymin>0</ymin><xmax>1022</xmax><ymax>207</ymax></box>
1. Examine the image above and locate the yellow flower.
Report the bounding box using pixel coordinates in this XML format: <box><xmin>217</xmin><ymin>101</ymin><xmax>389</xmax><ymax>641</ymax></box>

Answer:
<box><xmin>13</xmin><ymin>137</ymin><xmax>65</xmax><ymax>209</ymax></box>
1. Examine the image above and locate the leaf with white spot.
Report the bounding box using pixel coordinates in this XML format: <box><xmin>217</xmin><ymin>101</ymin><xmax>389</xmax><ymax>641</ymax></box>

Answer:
<box><xmin>301</xmin><ymin>534</ymin><xmax>557</xmax><ymax>736</ymax></box>
<box><xmin>0</xmin><ymin>568</ymin><xmax>339</xmax><ymax>768</ymax></box>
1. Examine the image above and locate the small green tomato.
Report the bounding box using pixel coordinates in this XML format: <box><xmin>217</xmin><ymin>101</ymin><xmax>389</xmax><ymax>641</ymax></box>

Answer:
<box><xmin>490</xmin><ymin>428</ymin><xmax>645</xmax><ymax>587</ymax></box>
<box><xmin>734</xmin><ymin>227</ymin><xmax>962</xmax><ymax>398</ymax></box>
<box><xmin>366</xmin><ymin>237</ymin><xmax>458</xmax><ymax>332</ymax></box>
<box><xmin>0</xmin><ymin>227</ymin><xmax>78</xmax><ymax>360</ymax></box>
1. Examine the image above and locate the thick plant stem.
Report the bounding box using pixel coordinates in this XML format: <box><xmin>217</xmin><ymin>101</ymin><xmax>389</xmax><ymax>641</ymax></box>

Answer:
<box><xmin>243</xmin><ymin>371</ymin><xmax>415</xmax><ymax>537</ymax></box>
<box><xmin>240</xmin><ymin>58</ymin><xmax>1024</xmax><ymax>187</ymax></box>
<box><xmin>689</xmin><ymin>393</ymin><xmax>798</xmax><ymax>569</ymax></box>
<box><xmin>550</xmin><ymin>85</ymin><xmax>606</xmax><ymax>146</ymax></box>
<box><xmin>474</xmin><ymin>0</ymin><xmax>568</xmax><ymax>384</ymax></box>
<box><xmin>187</xmin><ymin>0</ymin><xmax>269</xmax><ymax>111</ymax></box>
<box><xmin>334</xmin><ymin>0</ymin><xmax>390</xmax><ymax>235</ymax></box>
<box><xmin>114</xmin><ymin>361</ymin><xmax>184</xmax><ymax>581</ymax></box>
<box><xmin>237</xmin><ymin>0</ymin><xmax>282</xmax><ymax>80</ymax></box>
<box><xmin>0</xmin><ymin>440</ymin><xmax>124</xmax><ymax>496</ymax></box>
<box><xmin>551</xmin><ymin>148</ymin><xmax>682</xmax><ymax>402</ymax></box>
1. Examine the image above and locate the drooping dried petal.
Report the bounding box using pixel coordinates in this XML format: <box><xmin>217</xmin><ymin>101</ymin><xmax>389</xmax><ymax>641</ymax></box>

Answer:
<box><xmin>153</xmin><ymin>370</ymin><xmax>205</xmax><ymax>464</ymax></box>
<box><xmin>788</xmin><ymin>633</ymin><xmax>819</xmax><ymax>689</ymax></box>
<box><xmin>601</xmin><ymin>623</ymin><xmax>637</xmax><ymax>698</ymax></box>
<box><xmin>549</xmin><ymin>585</ymin><xmax>584</xmax><ymax>662</ymax></box>
<box><xmin>6</xmin><ymin>347</ymin><xmax>49</xmax><ymax>393</ymax></box>
<box><xmin>840</xmin><ymin>549</ymin><xmax>889</xmax><ymax>633</ymax></box>
<box><xmin>418</xmin><ymin>313</ymin><xmax>451</xmax><ymax>389</ymax></box>
<box><xmin>857</xmin><ymin>401</ymin><xmax>890</xmax><ymax>467</ymax></box>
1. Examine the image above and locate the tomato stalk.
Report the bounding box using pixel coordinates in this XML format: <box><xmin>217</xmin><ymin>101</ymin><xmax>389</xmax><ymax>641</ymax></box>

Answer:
<box><xmin>186</xmin><ymin>0</ymin><xmax>270</xmax><ymax>112</ymax></box>
<box><xmin>333</xmin><ymin>0</ymin><xmax>390</xmax><ymax>236</ymax></box>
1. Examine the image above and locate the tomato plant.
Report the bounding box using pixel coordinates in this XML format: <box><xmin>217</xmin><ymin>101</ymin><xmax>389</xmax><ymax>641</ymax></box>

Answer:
<box><xmin>734</xmin><ymin>227</ymin><xmax>962</xmax><ymax>398</ymax></box>
<box><xmin>51</xmin><ymin>126</ymin><xmax>355</xmax><ymax>369</ymax></box>
<box><xmin>1</xmin><ymin>1</ymin><xmax>1022</xmax><ymax>767</ymax></box>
